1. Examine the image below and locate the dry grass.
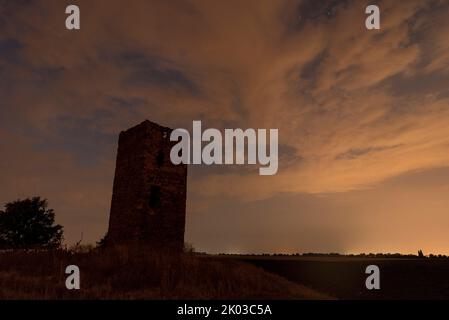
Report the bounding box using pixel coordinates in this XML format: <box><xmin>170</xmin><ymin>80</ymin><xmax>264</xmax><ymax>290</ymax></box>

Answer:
<box><xmin>0</xmin><ymin>247</ymin><xmax>331</xmax><ymax>300</ymax></box>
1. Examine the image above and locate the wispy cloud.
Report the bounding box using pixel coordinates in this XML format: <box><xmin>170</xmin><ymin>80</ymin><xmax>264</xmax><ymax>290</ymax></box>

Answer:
<box><xmin>2</xmin><ymin>0</ymin><xmax>449</xmax><ymax>252</ymax></box>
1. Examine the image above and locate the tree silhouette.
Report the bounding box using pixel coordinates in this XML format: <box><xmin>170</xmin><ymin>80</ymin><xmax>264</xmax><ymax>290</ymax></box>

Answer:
<box><xmin>0</xmin><ymin>197</ymin><xmax>63</xmax><ymax>249</ymax></box>
<box><xmin>96</xmin><ymin>232</ymin><xmax>107</xmax><ymax>248</ymax></box>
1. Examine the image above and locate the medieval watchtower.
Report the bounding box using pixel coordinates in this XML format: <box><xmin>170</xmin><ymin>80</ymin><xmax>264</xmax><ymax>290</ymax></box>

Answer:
<box><xmin>106</xmin><ymin>120</ymin><xmax>187</xmax><ymax>251</ymax></box>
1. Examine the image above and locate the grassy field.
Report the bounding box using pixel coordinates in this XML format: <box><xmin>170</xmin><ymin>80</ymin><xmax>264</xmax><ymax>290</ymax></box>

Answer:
<box><xmin>231</xmin><ymin>255</ymin><xmax>449</xmax><ymax>299</ymax></box>
<box><xmin>4</xmin><ymin>247</ymin><xmax>446</xmax><ymax>300</ymax></box>
<box><xmin>0</xmin><ymin>248</ymin><xmax>330</xmax><ymax>300</ymax></box>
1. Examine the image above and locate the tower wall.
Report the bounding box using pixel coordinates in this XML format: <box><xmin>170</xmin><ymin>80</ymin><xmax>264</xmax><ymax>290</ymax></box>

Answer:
<box><xmin>107</xmin><ymin>120</ymin><xmax>187</xmax><ymax>251</ymax></box>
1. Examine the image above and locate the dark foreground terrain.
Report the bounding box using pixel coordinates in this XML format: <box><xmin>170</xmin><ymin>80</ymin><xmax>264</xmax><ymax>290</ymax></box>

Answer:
<box><xmin>232</xmin><ymin>255</ymin><xmax>449</xmax><ymax>299</ymax></box>
<box><xmin>0</xmin><ymin>248</ymin><xmax>329</xmax><ymax>299</ymax></box>
<box><xmin>3</xmin><ymin>247</ymin><xmax>447</xmax><ymax>300</ymax></box>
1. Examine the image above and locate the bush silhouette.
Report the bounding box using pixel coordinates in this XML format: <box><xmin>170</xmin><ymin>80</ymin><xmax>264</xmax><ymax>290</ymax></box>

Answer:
<box><xmin>96</xmin><ymin>232</ymin><xmax>107</xmax><ymax>248</ymax></box>
<box><xmin>0</xmin><ymin>197</ymin><xmax>63</xmax><ymax>249</ymax></box>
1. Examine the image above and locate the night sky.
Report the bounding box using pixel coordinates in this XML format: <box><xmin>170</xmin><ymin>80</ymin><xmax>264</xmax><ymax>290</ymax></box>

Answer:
<box><xmin>2</xmin><ymin>0</ymin><xmax>449</xmax><ymax>254</ymax></box>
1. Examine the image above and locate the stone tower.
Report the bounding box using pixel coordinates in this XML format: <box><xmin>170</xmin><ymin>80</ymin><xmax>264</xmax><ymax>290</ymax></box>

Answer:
<box><xmin>107</xmin><ymin>120</ymin><xmax>187</xmax><ymax>251</ymax></box>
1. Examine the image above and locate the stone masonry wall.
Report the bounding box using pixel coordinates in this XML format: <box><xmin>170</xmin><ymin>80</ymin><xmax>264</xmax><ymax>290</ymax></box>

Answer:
<box><xmin>107</xmin><ymin>120</ymin><xmax>187</xmax><ymax>251</ymax></box>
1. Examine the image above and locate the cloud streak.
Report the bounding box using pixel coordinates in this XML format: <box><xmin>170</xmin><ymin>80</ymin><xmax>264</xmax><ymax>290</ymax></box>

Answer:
<box><xmin>2</xmin><ymin>0</ymin><xmax>449</xmax><ymax>252</ymax></box>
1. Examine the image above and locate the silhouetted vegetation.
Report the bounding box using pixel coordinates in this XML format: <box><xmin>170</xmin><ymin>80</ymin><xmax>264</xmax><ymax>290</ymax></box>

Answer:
<box><xmin>218</xmin><ymin>252</ymin><xmax>449</xmax><ymax>259</ymax></box>
<box><xmin>0</xmin><ymin>197</ymin><xmax>63</xmax><ymax>249</ymax></box>
<box><xmin>96</xmin><ymin>233</ymin><xmax>107</xmax><ymax>248</ymax></box>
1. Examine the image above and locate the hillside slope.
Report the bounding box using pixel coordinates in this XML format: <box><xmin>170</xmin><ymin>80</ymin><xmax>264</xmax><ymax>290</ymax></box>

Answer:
<box><xmin>0</xmin><ymin>248</ymin><xmax>331</xmax><ymax>299</ymax></box>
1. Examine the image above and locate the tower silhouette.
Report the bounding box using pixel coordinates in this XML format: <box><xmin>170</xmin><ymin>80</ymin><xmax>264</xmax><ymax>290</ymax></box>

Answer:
<box><xmin>107</xmin><ymin>120</ymin><xmax>187</xmax><ymax>251</ymax></box>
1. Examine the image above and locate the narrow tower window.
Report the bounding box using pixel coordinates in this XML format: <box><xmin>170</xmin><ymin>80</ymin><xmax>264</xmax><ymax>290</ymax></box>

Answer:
<box><xmin>149</xmin><ymin>185</ymin><xmax>161</xmax><ymax>208</ymax></box>
<box><xmin>156</xmin><ymin>150</ymin><xmax>164</xmax><ymax>167</ymax></box>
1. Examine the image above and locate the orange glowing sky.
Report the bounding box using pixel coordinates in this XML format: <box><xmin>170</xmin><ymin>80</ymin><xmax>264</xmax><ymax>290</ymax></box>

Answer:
<box><xmin>1</xmin><ymin>0</ymin><xmax>449</xmax><ymax>254</ymax></box>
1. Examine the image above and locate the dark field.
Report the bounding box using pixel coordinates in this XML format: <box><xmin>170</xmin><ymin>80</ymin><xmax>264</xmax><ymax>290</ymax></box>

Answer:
<box><xmin>2</xmin><ymin>247</ymin><xmax>448</xmax><ymax>299</ymax></box>
<box><xmin>0</xmin><ymin>248</ymin><xmax>330</xmax><ymax>300</ymax></box>
<box><xmin>231</xmin><ymin>256</ymin><xmax>449</xmax><ymax>299</ymax></box>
